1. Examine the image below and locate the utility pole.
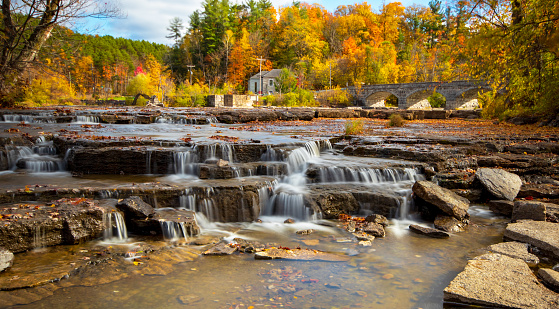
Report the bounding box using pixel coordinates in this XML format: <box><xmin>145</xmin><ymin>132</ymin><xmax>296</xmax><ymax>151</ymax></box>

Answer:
<box><xmin>186</xmin><ymin>65</ymin><xmax>195</xmax><ymax>85</ymax></box>
<box><xmin>255</xmin><ymin>57</ymin><xmax>266</xmax><ymax>96</ymax></box>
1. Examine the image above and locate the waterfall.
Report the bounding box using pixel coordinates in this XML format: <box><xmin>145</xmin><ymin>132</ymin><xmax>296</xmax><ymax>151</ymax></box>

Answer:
<box><xmin>33</xmin><ymin>225</ymin><xmax>46</xmax><ymax>249</ymax></box>
<box><xmin>2</xmin><ymin>114</ymin><xmax>36</xmax><ymax>123</ymax></box>
<box><xmin>74</xmin><ymin>116</ymin><xmax>100</xmax><ymax>123</ymax></box>
<box><xmin>173</xmin><ymin>149</ymin><xmax>199</xmax><ymax>176</ymax></box>
<box><xmin>261</xmin><ymin>145</ymin><xmax>282</xmax><ymax>161</ymax></box>
<box><xmin>262</xmin><ymin>140</ymin><xmax>329</xmax><ymax>221</ymax></box>
<box><xmin>160</xmin><ymin>221</ymin><xmax>194</xmax><ymax>241</ymax></box>
<box><xmin>220</xmin><ymin>144</ymin><xmax>235</xmax><ymax>162</ymax></box>
<box><xmin>318</xmin><ymin>167</ymin><xmax>422</xmax><ymax>184</ymax></box>
<box><xmin>179</xmin><ymin>189</ymin><xmax>196</xmax><ymax>211</ymax></box>
<box><xmin>103</xmin><ymin>212</ymin><xmax>128</xmax><ymax>241</ymax></box>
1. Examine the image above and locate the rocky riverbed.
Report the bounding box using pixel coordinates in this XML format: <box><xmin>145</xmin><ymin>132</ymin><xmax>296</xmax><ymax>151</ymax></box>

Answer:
<box><xmin>0</xmin><ymin>106</ymin><xmax>558</xmax><ymax>308</ymax></box>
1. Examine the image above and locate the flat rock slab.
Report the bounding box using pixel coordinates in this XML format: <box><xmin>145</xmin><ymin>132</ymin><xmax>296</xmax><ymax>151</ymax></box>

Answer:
<box><xmin>255</xmin><ymin>248</ymin><xmax>349</xmax><ymax>262</ymax></box>
<box><xmin>202</xmin><ymin>243</ymin><xmax>237</xmax><ymax>256</ymax></box>
<box><xmin>434</xmin><ymin>215</ymin><xmax>466</xmax><ymax>233</ymax></box>
<box><xmin>538</xmin><ymin>268</ymin><xmax>559</xmax><ymax>292</ymax></box>
<box><xmin>412</xmin><ymin>180</ymin><xmax>470</xmax><ymax>220</ymax></box>
<box><xmin>488</xmin><ymin>200</ymin><xmax>514</xmax><ymax>216</ymax></box>
<box><xmin>444</xmin><ymin>253</ymin><xmax>559</xmax><ymax>308</ymax></box>
<box><xmin>504</xmin><ymin>221</ymin><xmax>559</xmax><ymax>258</ymax></box>
<box><xmin>476</xmin><ymin>168</ymin><xmax>522</xmax><ymax>201</ymax></box>
<box><xmin>409</xmin><ymin>224</ymin><xmax>450</xmax><ymax>238</ymax></box>
<box><xmin>484</xmin><ymin>241</ymin><xmax>539</xmax><ymax>266</ymax></box>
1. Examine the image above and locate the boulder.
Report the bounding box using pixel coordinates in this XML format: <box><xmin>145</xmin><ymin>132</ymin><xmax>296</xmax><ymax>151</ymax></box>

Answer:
<box><xmin>116</xmin><ymin>196</ymin><xmax>155</xmax><ymax>219</ymax></box>
<box><xmin>512</xmin><ymin>201</ymin><xmax>547</xmax><ymax>222</ymax></box>
<box><xmin>488</xmin><ymin>200</ymin><xmax>514</xmax><ymax>216</ymax></box>
<box><xmin>409</xmin><ymin>224</ymin><xmax>450</xmax><ymax>238</ymax></box>
<box><xmin>444</xmin><ymin>254</ymin><xmax>559</xmax><ymax>308</ymax></box>
<box><xmin>365</xmin><ymin>214</ymin><xmax>389</xmax><ymax>227</ymax></box>
<box><xmin>0</xmin><ymin>247</ymin><xmax>14</xmax><ymax>272</ymax></box>
<box><xmin>434</xmin><ymin>215</ymin><xmax>466</xmax><ymax>233</ymax></box>
<box><xmin>484</xmin><ymin>241</ymin><xmax>539</xmax><ymax>266</ymax></box>
<box><xmin>475</xmin><ymin>168</ymin><xmax>522</xmax><ymax>201</ymax></box>
<box><xmin>412</xmin><ymin>180</ymin><xmax>470</xmax><ymax>220</ymax></box>
<box><xmin>538</xmin><ymin>268</ymin><xmax>559</xmax><ymax>292</ymax></box>
<box><xmin>504</xmin><ymin>221</ymin><xmax>559</xmax><ymax>258</ymax></box>
<box><xmin>362</xmin><ymin>222</ymin><xmax>385</xmax><ymax>237</ymax></box>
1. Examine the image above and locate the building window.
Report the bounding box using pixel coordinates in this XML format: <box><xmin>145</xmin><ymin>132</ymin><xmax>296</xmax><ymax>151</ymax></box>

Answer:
<box><xmin>254</xmin><ymin>82</ymin><xmax>257</xmax><ymax>93</ymax></box>
<box><xmin>269</xmin><ymin>79</ymin><xmax>274</xmax><ymax>86</ymax></box>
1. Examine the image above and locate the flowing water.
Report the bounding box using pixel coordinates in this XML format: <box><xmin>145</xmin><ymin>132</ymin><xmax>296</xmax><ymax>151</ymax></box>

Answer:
<box><xmin>0</xmin><ymin>110</ymin><xmax>509</xmax><ymax>308</ymax></box>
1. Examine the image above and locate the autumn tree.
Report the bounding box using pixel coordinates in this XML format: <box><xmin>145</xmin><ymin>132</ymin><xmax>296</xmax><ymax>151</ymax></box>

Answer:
<box><xmin>0</xmin><ymin>0</ymin><xmax>121</xmax><ymax>106</ymax></box>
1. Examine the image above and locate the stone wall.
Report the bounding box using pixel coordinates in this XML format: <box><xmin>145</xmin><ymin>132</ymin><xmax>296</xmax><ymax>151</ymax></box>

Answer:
<box><xmin>224</xmin><ymin>95</ymin><xmax>254</xmax><ymax>108</ymax></box>
<box><xmin>207</xmin><ymin>95</ymin><xmax>225</xmax><ymax>108</ymax></box>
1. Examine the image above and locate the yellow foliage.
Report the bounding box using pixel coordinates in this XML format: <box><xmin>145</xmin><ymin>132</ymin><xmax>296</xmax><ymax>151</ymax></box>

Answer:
<box><xmin>23</xmin><ymin>69</ymin><xmax>76</xmax><ymax>106</ymax></box>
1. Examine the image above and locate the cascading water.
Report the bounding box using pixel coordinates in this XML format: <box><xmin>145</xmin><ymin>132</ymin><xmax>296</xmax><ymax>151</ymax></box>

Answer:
<box><xmin>173</xmin><ymin>149</ymin><xmax>200</xmax><ymax>176</ymax></box>
<box><xmin>5</xmin><ymin>144</ymin><xmax>64</xmax><ymax>173</ymax></box>
<box><xmin>103</xmin><ymin>212</ymin><xmax>128</xmax><ymax>241</ymax></box>
<box><xmin>74</xmin><ymin>115</ymin><xmax>100</xmax><ymax>124</ymax></box>
<box><xmin>263</xmin><ymin>141</ymin><xmax>330</xmax><ymax>221</ymax></box>
<box><xmin>159</xmin><ymin>221</ymin><xmax>193</xmax><ymax>241</ymax></box>
<box><xmin>318</xmin><ymin>167</ymin><xmax>422</xmax><ymax>184</ymax></box>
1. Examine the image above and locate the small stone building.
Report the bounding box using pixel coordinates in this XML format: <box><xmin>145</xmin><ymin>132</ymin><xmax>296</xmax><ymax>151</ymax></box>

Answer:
<box><xmin>207</xmin><ymin>95</ymin><xmax>253</xmax><ymax>108</ymax></box>
<box><xmin>248</xmin><ymin>69</ymin><xmax>282</xmax><ymax>95</ymax></box>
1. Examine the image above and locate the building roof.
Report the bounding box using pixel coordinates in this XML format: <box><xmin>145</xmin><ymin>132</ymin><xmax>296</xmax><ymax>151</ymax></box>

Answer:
<box><xmin>249</xmin><ymin>69</ymin><xmax>283</xmax><ymax>80</ymax></box>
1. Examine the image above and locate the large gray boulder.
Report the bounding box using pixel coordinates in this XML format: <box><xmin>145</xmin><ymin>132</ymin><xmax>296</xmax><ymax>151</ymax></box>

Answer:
<box><xmin>476</xmin><ymin>168</ymin><xmax>522</xmax><ymax>201</ymax></box>
<box><xmin>504</xmin><ymin>221</ymin><xmax>559</xmax><ymax>258</ymax></box>
<box><xmin>409</xmin><ymin>224</ymin><xmax>450</xmax><ymax>238</ymax></box>
<box><xmin>412</xmin><ymin>180</ymin><xmax>470</xmax><ymax>220</ymax></box>
<box><xmin>488</xmin><ymin>200</ymin><xmax>514</xmax><ymax>216</ymax></box>
<box><xmin>444</xmin><ymin>253</ymin><xmax>559</xmax><ymax>308</ymax></box>
<box><xmin>0</xmin><ymin>247</ymin><xmax>14</xmax><ymax>272</ymax></box>
<box><xmin>512</xmin><ymin>200</ymin><xmax>547</xmax><ymax>222</ymax></box>
<box><xmin>116</xmin><ymin>196</ymin><xmax>155</xmax><ymax>219</ymax></box>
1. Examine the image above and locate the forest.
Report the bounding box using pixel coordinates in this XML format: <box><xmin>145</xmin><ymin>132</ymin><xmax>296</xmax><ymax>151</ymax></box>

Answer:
<box><xmin>0</xmin><ymin>0</ymin><xmax>558</xmax><ymax>119</ymax></box>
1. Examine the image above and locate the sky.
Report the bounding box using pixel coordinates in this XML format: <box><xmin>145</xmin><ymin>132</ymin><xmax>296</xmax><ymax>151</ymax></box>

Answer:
<box><xmin>80</xmin><ymin>0</ymin><xmax>432</xmax><ymax>45</ymax></box>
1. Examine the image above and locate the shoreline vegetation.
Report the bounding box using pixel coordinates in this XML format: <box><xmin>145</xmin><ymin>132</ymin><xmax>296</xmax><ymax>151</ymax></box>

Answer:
<box><xmin>0</xmin><ymin>0</ymin><xmax>557</xmax><ymax>122</ymax></box>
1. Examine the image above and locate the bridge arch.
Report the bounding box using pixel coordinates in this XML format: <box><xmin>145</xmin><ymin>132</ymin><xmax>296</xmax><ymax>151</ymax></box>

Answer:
<box><xmin>451</xmin><ymin>87</ymin><xmax>491</xmax><ymax>110</ymax></box>
<box><xmin>365</xmin><ymin>91</ymin><xmax>398</xmax><ymax>108</ymax></box>
<box><xmin>405</xmin><ymin>89</ymin><xmax>442</xmax><ymax>109</ymax></box>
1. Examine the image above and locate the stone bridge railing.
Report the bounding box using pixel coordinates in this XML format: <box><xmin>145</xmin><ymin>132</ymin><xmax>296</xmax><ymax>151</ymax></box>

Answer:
<box><xmin>347</xmin><ymin>80</ymin><xmax>491</xmax><ymax>110</ymax></box>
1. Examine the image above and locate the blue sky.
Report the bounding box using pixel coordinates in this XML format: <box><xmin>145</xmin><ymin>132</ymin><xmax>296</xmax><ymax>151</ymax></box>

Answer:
<box><xmin>79</xmin><ymin>0</ymin><xmax>432</xmax><ymax>45</ymax></box>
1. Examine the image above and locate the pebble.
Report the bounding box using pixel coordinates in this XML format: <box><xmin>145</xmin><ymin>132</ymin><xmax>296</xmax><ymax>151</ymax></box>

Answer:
<box><xmin>382</xmin><ymin>274</ymin><xmax>394</xmax><ymax>280</ymax></box>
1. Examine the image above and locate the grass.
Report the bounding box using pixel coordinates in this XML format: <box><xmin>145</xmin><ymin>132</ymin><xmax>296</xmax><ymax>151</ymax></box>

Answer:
<box><xmin>388</xmin><ymin>114</ymin><xmax>405</xmax><ymax>127</ymax></box>
<box><xmin>345</xmin><ymin>119</ymin><xmax>365</xmax><ymax>135</ymax></box>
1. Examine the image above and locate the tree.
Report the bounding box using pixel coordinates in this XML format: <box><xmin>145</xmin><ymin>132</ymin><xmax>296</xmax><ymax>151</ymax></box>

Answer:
<box><xmin>0</xmin><ymin>0</ymin><xmax>121</xmax><ymax>106</ymax></box>
<box><xmin>465</xmin><ymin>0</ymin><xmax>559</xmax><ymax>117</ymax></box>
<box><xmin>166</xmin><ymin>17</ymin><xmax>184</xmax><ymax>46</ymax></box>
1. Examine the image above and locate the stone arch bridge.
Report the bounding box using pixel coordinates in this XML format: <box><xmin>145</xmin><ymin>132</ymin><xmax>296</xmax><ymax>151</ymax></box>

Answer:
<box><xmin>348</xmin><ymin>80</ymin><xmax>490</xmax><ymax>110</ymax></box>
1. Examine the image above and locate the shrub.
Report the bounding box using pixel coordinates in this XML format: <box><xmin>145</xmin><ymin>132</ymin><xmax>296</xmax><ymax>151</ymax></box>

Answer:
<box><xmin>345</xmin><ymin>119</ymin><xmax>365</xmax><ymax>135</ymax></box>
<box><xmin>428</xmin><ymin>92</ymin><xmax>446</xmax><ymax>108</ymax></box>
<box><xmin>388</xmin><ymin>114</ymin><xmax>405</xmax><ymax>127</ymax></box>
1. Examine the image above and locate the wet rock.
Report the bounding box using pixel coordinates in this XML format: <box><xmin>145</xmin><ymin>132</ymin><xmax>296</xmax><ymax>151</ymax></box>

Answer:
<box><xmin>255</xmin><ymin>248</ymin><xmax>350</xmax><ymax>262</ymax></box>
<box><xmin>202</xmin><ymin>242</ymin><xmax>237</xmax><ymax>255</ymax></box>
<box><xmin>512</xmin><ymin>201</ymin><xmax>547</xmax><ymax>222</ymax></box>
<box><xmin>0</xmin><ymin>199</ymin><xmax>107</xmax><ymax>252</ymax></box>
<box><xmin>365</xmin><ymin>214</ymin><xmax>389</xmax><ymax>227</ymax></box>
<box><xmin>116</xmin><ymin>196</ymin><xmax>155</xmax><ymax>219</ymax></box>
<box><xmin>444</xmin><ymin>253</ymin><xmax>559</xmax><ymax>308</ymax></box>
<box><xmin>434</xmin><ymin>215</ymin><xmax>466</xmax><ymax>233</ymax></box>
<box><xmin>538</xmin><ymin>268</ymin><xmax>559</xmax><ymax>292</ymax></box>
<box><xmin>352</xmin><ymin>232</ymin><xmax>375</xmax><ymax>242</ymax></box>
<box><xmin>484</xmin><ymin>241</ymin><xmax>540</xmax><ymax>266</ymax></box>
<box><xmin>412</xmin><ymin>180</ymin><xmax>470</xmax><ymax>221</ymax></box>
<box><xmin>475</xmin><ymin>168</ymin><xmax>522</xmax><ymax>201</ymax></box>
<box><xmin>488</xmin><ymin>200</ymin><xmax>514</xmax><ymax>216</ymax></box>
<box><xmin>177</xmin><ymin>294</ymin><xmax>203</xmax><ymax>305</ymax></box>
<box><xmin>409</xmin><ymin>224</ymin><xmax>450</xmax><ymax>238</ymax></box>
<box><xmin>504</xmin><ymin>221</ymin><xmax>559</xmax><ymax>258</ymax></box>
<box><xmin>345</xmin><ymin>221</ymin><xmax>356</xmax><ymax>233</ymax></box>
<box><xmin>0</xmin><ymin>247</ymin><xmax>14</xmax><ymax>272</ymax></box>
<box><xmin>232</xmin><ymin>238</ymin><xmax>263</xmax><ymax>252</ymax></box>
<box><xmin>325</xmin><ymin>283</ymin><xmax>341</xmax><ymax>289</ymax></box>
<box><xmin>362</xmin><ymin>222</ymin><xmax>385</xmax><ymax>237</ymax></box>
<box><xmin>284</xmin><ymin>218</ymin><xmax>295</xmax><ymax>224</ymax></box>
<box><xmin>304</xmin><ymin>190</ymin><xmax>359</xmax><ymax>219</ymax></box>
<box><xmin>295</xmin><ymin>229</ymin><xmax>315</xmax><ymax>235</ymax></box>
<box><xmin>153</xmin><ymin>208</ymin><xmax>200</xmax><ymax>238</ymax></box>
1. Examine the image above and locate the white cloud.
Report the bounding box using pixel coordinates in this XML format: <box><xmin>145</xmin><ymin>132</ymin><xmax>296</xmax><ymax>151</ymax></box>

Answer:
<box><xmin>80</xmin><ymin>0</ymin><xmax>429</xmax><ymax>44</ymax></box>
